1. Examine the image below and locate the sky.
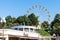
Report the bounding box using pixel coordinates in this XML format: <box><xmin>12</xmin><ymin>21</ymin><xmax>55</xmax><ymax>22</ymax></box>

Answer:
<box><xmin>0</xmin><ymin>0</ymin><xmax>60</xmax><ymax>23</ymax></box>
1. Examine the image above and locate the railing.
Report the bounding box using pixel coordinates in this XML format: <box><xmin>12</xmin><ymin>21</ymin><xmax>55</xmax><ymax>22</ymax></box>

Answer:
<box><xmin>39</xmin><ymin>36</ymin><xmax>60</xmax><ymax>40</ymax></box>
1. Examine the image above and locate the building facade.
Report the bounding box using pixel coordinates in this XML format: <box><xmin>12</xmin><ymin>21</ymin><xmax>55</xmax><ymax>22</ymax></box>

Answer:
<box><xmin>0</xmin><ymin>26</ymin><xmax>40</xmax><ymax>40</ymax></box>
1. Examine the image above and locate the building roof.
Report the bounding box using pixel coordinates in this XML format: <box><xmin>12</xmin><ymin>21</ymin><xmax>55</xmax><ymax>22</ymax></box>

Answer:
<box><xmin>11</xmin><ymin>25</ymin><xmax>37</xmax><ymax>29</ymax></box>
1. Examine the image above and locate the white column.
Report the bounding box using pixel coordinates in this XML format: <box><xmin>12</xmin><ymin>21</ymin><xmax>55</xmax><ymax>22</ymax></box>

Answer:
<box><xmin>29</xmin><ymin>28</ymin><xmax>30</xmax><ymax>32</ymax></box>
<box><xmin>5</xmin><ymin>35</ymin><xmax>9</xmax><ymax>40</ymax></box>
<box><xmin>33</xmin><ymin>29</ymin><xmax>34</xmax><ymax>32</ymax></box>
<box><xmin>23</xmin><ymin>28</ymin><xmax>24</xmax><ymax>32</ymax></box>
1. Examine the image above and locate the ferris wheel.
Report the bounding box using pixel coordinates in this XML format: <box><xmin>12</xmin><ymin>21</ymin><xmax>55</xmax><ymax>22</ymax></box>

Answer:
<box><xmin>26</xmin><ymin>5</ymin><xmax>50</xmax><ymax>23</ymax></box>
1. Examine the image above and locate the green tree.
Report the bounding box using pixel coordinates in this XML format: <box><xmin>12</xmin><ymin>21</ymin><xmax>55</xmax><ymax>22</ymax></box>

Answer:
<box><xmin>5</xmin><ymin>16</ymin><xmax>14</xmax><ymax>27</ymax></box>
<box><xmin>12</xmin><ymin>17</ymin><xmax>16</xmax><ymax>23</ymax></box>
<box><xmin>11</xmin><ymin>17</ymin><xmax>18</xmax><ymax>26</ymax></box>
<box><xmin>0</xmin><ymin>17</ymin><xmax>1</xmax><ymax>20</ymax></box>
<box><xmin>41</xmin><ymin>21</ymin><xmax>51</xmax><ymax>33</ymax></box>
<box><xmin>17</xmin><ymin>15</ymin><xmax>30</xmax><ymax>25</ymax></box>
<box><xmin>42</xmin><ymin>21</ymin><xmax>49</xmax><ymax>28</ymax></box>
<box><xmin>51</xmin><ymin>14</ymin><xmax>60</xmax><ymax>36</ymax></box>
<box><xmin>28</xmin><ymin>13</ymin><xmax>39</xmax><ymax>26</ymax></box>
<box><xmin>0</xmin><ymin>17</ymin><xmax>3</xmax><ymax>28</ymax></box>
<box><xmin>51</xmin><ymin>14</ymin><xmax>60</xmax><ymax>28</ymax></box>
<box><xmin>5</xmin><ymin>16</ymin><xmax>12</xmax><ymax>23</ymax></box>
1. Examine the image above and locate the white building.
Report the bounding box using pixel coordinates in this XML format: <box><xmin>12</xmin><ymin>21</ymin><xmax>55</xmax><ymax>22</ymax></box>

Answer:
<box><xmin>0</xmin><ymin>26</ymin><xmax>41</xmax><ymax>40</ymax></box>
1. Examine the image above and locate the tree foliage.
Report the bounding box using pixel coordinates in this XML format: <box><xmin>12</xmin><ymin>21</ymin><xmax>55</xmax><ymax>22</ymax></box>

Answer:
<box><xmin>17</xmin><ymin>13</ymin><xmax>39</xmax><ymax>26</ymax></box>
<box><xmin>51</xmin><ymin>14</ymin><xmax>60</xmax><ymax>28</ymax></box>
<box><xmin>51</xmin><ymin>14</ymin><xmax>60</xmax><ymax>36</ymax></box>
<box><xmin>28</xmin><ymin>13</ymin><xmax>39</xmax><ymax>26</ymax></box>
<box><xmin>17</xmin><ymin>15</ymin><xmax>31</xmax><ymax>25</ymax></box>
<box><xmin>0</xmin><ymin>13</ymin><xmax>39</xmax><ymax>28</ymax></box>
<box><xmin>42</xmin><ymin>21</ymin><xmax>49</xmax><ymax>28</ymax></box>
<box><xmin>5</xmin><ymin>16</ymin><xmax>17</xmax><ymax>27</ymax></box>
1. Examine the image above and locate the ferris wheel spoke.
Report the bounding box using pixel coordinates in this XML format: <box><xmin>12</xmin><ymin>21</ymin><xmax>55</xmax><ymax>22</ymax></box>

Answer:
<box><xmin>39</xmin><ymin>5</ymin><xmax>41</xmax><ymax>8</ymax></box>
<box><xmin>41</xmin><ymin>6</ymin><xmax>45</xmax><ymax>10</ymax></box>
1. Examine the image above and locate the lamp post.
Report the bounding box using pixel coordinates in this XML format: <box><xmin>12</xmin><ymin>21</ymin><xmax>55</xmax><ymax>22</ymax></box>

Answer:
<box><xmin>0</xmin><ymin>18</ymin><xmax>6</xmax><ymax>40</ymax></box>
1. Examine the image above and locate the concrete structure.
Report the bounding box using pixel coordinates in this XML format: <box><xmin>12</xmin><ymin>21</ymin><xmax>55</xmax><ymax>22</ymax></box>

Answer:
<box><xmin>0</xmin><ymin>26</ymin><xmax>41</xmax><ymax>40</ymax></box>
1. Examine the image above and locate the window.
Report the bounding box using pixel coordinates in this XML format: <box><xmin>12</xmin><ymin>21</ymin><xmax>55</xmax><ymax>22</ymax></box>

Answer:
<box><xmin>19</xmin><ymin>28</ymin><xmax>23</xmax><ymax>31</ymax></box>
<box><xmin>30</xmin><ymin>28</ymin><xmax>33</xmax><ymax>32</ymax></box>
<box><xmin>24</xmin><ymin>28</ymin><xmax>29</xmax><ymax>32</ymax></box>
<box><xmin>14</xmin><ymin>28</ymin><xmax>18</xmax><ymax>30</ymax></box>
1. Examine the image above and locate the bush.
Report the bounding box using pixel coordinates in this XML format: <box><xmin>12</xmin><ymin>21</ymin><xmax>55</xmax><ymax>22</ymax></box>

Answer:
<box><xmin>36</xmin><ymin>29</ymin><xmax>50</xmax><ymax>36</ymax></box>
